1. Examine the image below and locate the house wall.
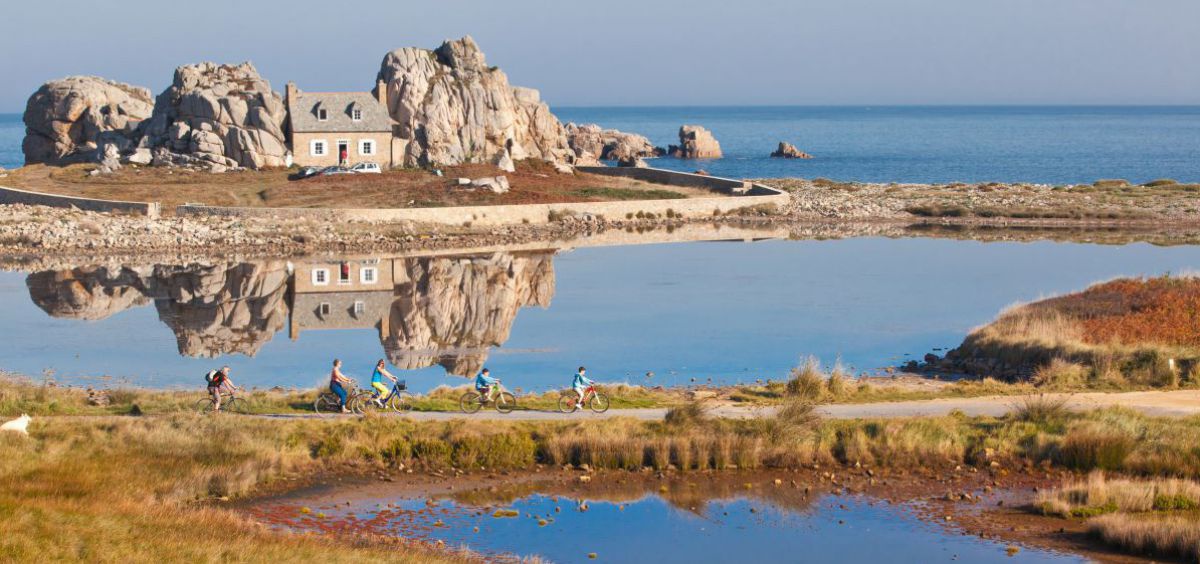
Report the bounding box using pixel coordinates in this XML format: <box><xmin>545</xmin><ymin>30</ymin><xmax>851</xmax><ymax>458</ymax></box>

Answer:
<box><xmin>292</xmin><ymin>131</ymin><xmax>394</xmax><ymax>168</ymax></box>
<box><xmin>293</xmin><ymin>258</ymin><xmax>395</xmax><ymax>294</ymax></box>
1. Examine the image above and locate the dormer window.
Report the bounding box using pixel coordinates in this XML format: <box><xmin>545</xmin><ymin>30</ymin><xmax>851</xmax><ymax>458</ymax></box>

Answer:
<box><xmin>317</xmin><ymin>106</ymin><xmax>328</xmax><ymax>121</ymax></box>
<box><xmin>352</xmin><ymin>108</ymin><xmax>362</xmax><ymax>121</ymax></box>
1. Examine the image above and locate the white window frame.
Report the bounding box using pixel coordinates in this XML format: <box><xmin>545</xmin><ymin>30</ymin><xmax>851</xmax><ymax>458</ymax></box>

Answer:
<box><xmin>353</xmin><ymin>301</ymin><xmax>366</xmax><ymax>315</ymax></box>
<box><xmin>359</xmin><ymin>139</ymin><xmax>375</xmax><ymax>156</ymax></box>
<box><xmin>318</xmin><ymin>302</ymin><xmax>331</xmax><ymax>316</ymax></box>
<box><xmin>352</xmin><ymin>108</ymin><xmax>362</xmax><ymax>121</ymax></box>
<box><xmin>310</xmin><ymin>139</ymin><xmax>327</xmax><ymax>157</ymax></box>
<box><xmin>360</xmin><ymin>266</ymin><xmax>378</xmax><ymax>284</ymax></box>
<box><xmin>338</xmin><ymin>263</ymin><xmax>352</xmax><ymax>285</ymax></box>
<box><xmin>317</xmin><ymin>108</ymin><xmax>328</xmax><ymax>121</ymax></box>
<box><xmin>312</xmin><ymin>268</ymin><xmax>329</xmax><ymax>286</ymax></box>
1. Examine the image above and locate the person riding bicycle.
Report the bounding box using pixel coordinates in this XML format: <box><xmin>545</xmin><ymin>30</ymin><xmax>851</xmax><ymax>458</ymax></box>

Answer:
<box><xmin>370</xmin><ymin>359</ymin><xmax>399</xmax><ymax>406</ymax></box>
<box><xmin>475</xmin><ymin>368</ymin><xmax>499</xmax><ymax>403</ymax></box>
<box><xmin>571</xmin><ymin>366</ymin><xmax>594</xmax><ymax>411</ymax></box>
<box><xmin>329</xmin><ymin>358</ymin><xmax>353</xmax><ymax>413</ymax></box>
<box><xmin>205</xmin><ymin>365</ymin><xmax>235</xmax><ymax>412</ymax></box>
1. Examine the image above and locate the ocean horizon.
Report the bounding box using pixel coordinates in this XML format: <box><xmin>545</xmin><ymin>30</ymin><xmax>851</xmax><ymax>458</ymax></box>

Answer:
<box><xmin>5</xmin><ymin>105</ymin><xmax>1199</xmax><ymax>184</ymax></box>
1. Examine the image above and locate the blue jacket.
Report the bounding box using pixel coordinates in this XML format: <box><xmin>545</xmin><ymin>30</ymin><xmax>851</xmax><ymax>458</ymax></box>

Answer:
<box><xmin>573</xmin><ymin>372</ymin><xmax>593</xmax><ymax>388</ymax></box>
<box><xmin>475</xmin><ymin>372</ymin><xmax>498</xmax><ymax>389</ymax></box>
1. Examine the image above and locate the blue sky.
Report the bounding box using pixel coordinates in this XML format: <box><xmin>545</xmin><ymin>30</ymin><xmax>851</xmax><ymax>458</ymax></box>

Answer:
<box><xmin>2</xmin><ymin>0</ymin><xmax>1197</xmax><ymax>111</ymax></box>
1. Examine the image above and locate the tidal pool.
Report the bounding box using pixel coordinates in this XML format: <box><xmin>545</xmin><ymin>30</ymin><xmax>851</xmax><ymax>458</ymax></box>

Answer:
<box><xmin>2</xmin><ymin>236</ymin><xmax>1199</xmax><ymax>391</ymax></box>
<box><xmin>247</xmin><ymin>479</ymin><xmax>1085</xmax><ymax>563</ymax></box>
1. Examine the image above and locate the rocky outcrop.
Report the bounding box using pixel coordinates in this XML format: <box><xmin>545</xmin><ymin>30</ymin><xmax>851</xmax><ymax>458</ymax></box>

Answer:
<box><xmin>382</xmin><ymin>252</ymin><xmax>555</xmax><ymax>376</ymax></box>
<box><xmin>141</xmin><ymin>62</ymin><xmax>289</xmax><ymax>170</ymax></box>
<box><xmin>565</xmin><ymin>123</ymin><xmax>664</xmax><ymax>162</ymax></box>
<box><xmin>376</xmin><ymin>36</ymin><xmax>571</xmax><ymax>168</ymax></box>
<box><xmin>668</xmin><ymin>125</ymin><xmax>722</xmax><ymax>159</ymax></box>
<box><xmin>26</xmin><ymin>266</ymin><xmax>152</xmax><ymax>320</ymax></box>
<box><xmin>22</xmin><ymin>77</ymin><xmax>154</xmax><ymax>165</ymax></box>
<box><xmin>770</xmin><ymin>142</ymin><xmax>812</xmax><ymax>159</ymax></box>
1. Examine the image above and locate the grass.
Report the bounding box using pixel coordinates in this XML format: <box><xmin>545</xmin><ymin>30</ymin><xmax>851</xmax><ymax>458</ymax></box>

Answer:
<box><xmin>1038</xmin><ymin>473</ymin><xmax>1200</xmax><ymax>517</ymax></box>
<box><xmin>949</xmin><ymin>275</ymin><xmax>1200</xmax><ymax>386</ymax></box>
<box><xmin>570</xmin><ymin>187</ymin><xmax>687</xmax><ymax>201</ymax></box>
<box><xmin>1088</xmin><ymin>514</ymin><xmax>1200</xmax><ymax>562</ymax></box>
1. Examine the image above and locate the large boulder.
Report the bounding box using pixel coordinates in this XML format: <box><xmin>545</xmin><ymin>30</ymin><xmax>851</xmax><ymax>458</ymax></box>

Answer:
<box><xmin>566</xmin><ymin>123</ymin><xmax>664</xmax><ymax>162</ymax></box>
<box><xmin>770</xmin><ymin>141</ymin><xmax>812</xmax><ymax>159</ymax></box>
<box><xmin>376</xmin><ymin>36</ymin><xmax>571</xmax><ymax>168</ymax></box>
<box><xmin>668</xmin><ymin>125</ymin><xmax>722</xmax><ymax>159</ymax></box>
<box><xmin>141</xmin><ymin>62</ymin><xmax>289</xmax><ymax>169</ymax></box>
<box><xmin>22</xmin><ymin>76</ymin><xmax>154</xmax><ymax>165</ymax></box>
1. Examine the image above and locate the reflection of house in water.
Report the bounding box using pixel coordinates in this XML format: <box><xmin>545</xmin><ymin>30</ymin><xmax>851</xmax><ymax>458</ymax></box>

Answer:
<box><xmin>26</xmin><ymin>252</ymin><xmax>556</xmax><ymax>376</ymax></box>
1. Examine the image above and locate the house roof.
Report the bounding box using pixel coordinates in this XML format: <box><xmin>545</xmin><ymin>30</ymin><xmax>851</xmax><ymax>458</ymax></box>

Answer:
<box><xmin>289</xmin><ymin>91</ymin><xmax>394</xmax><ymax>133</ymax></box>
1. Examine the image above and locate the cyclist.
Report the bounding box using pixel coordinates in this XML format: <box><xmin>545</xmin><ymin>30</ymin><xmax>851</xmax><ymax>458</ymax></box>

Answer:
<box><xmin>205</xmin><ymin>365</ymin><xmax>236</xmax><ymax>412</ymax></box>
<box><xmin>475</xmin><ymin>368</ymin><xmax>499</xmax><ymax>404</ymax></box>
<box><xmin>370</xmin><ymin>359</ymin><xmax>399</xmax><ymax>406</ymax></box>
<box><xmin>329</xmin><ymin>358</ymin><xmax>353</xmax><ymax>413</ymax></box>
<box><xmin>571</xmin><ymin>366</ymin><xmax>594</xmax><ymax>411</ymax></box>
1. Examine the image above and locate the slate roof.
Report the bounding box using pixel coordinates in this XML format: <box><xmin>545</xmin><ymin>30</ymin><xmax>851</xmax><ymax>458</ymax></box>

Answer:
<box><xmin>289</xmin><ymin>91</ymin><xmax>394</xmax><ymax>133</ymax></box>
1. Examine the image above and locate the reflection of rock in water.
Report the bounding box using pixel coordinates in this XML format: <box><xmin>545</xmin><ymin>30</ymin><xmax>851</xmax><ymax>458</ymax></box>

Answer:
<box><xmin>26</xmin><ymin>261</ymin><xmax>290</xmax><ymax>357</ymax></box>
<box><xmin>27</xmin><ymin>266</ymin><xmax>152</xmax><ymax>320</ymax></box>
<box><xmin>384</xmin><ymin>252</ymin><xmax>554</xmax><ymax>376</ymax></box>
<box><xmin>152</xmin><ymin>261</ymin><xmax>290</xmax><ymax>358</ymax></box>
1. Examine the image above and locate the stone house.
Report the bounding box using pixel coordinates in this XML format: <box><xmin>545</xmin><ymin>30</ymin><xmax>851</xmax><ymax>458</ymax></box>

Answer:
<box><xmin>285</xmin><ymin>81</ymin><xmax>400</xmax><ymax>168</ymax></box>
<box><xmin>288</xmin><ymin>258</ymin><xmax>396</xmax><ymax>340</ymax></box>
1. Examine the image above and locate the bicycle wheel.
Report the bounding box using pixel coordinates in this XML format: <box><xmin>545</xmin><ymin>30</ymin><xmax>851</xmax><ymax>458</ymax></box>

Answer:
<box><xmin>388</xmin><ymin>392</ymin><xmax>413</xmax><ymax>413</ymax></box>
<box><xmin>557</xmin><ymin>394</ymin><xmax>576</xmax><ymax>413</ymax></box>
<box><xmin>223</xmin><ymin>397</ymin><xmax>248</xmax><ymax>414</ymax></box>
<box><xmin>460</xmin><ymin>391</ymin><xmax>483</xmax><ymax>414</ymax></box>
<box><xmin>349</xmin><ymin>392</ymin><xmax>373</xmax><ymax>415</ymax></box>
<box><xmin>495</xmin><ymin>392</ymin><xmax>517</xmax><ymax>414</ymax></box>
<box><xmin>313</xmin><ymin>393</ymin><xmax>338</xmax><ymax>414</ymax></box>
<box><xmin>589</xmin><ymin>392</ymin><xmax>611</xmax><ymax>414</ymax></box>
<box><xmin>196</xmin><ymin>398</ymin><xmax>215</xmax><ymax>414</ymax></box>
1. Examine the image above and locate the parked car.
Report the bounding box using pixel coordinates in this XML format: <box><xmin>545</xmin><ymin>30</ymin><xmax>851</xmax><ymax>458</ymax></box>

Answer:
<box><xmin>295</xmin><ymin>166</ymin><xmax>322</xmax><ymax>179</ymax></box>
<box><xmin>349</xmin><ymin>162</ymin><xmax>382</xmax><ymax>174</ymax></box>
<box><xmin>319</xmin><ymin>166</ymin><xmax>353</xmax><ymax>176</ymax></box>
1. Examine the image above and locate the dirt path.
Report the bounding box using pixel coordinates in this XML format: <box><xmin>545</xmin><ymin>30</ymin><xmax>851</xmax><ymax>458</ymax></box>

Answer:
<box><xmin>257</xmin><ymin>389</ymin><xmax>1200</xmax><ymax>421</ymax></box>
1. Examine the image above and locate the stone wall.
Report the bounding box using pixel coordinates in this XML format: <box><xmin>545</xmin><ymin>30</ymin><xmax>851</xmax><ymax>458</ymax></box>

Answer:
<box><xmin>175</xmin><ymin>168</ymin><xmax>787</xmax><ymax>226</ymax></box>
<box><xmin>0</xmin><ymin>185</ymin><xmax>160</xmax><ymax>218</ymax></box>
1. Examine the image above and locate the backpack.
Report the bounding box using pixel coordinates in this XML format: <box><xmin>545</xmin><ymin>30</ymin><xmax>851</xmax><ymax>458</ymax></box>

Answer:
<box><xmin>204</xmin><ymin>370</ymin><xmax>219</xmax><ymax>385</ymax></box>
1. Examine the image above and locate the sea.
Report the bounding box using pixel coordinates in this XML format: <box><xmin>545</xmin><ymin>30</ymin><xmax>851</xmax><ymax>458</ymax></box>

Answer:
<box><xmin>3</xmin><ymin>106</ymin><xmax>1200</xmax><ymax>184</ymax></box>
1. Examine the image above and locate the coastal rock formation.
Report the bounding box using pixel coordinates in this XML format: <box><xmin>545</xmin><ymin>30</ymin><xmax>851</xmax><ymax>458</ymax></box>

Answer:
<box><xmin>26</xmin><ymin>266</ymin><xmax>152</xmax><ymax>320</ymax></box>
<box><xmin>565</xmin><ymin>123</ymin><xmax>664</xmax><ymax>162</ymax></box>
<box><xmin>22</xmin><ymin>76</ymin><xmax>154</xmax><ymax>165</ymax></box>
<box><xmin>668</xmin><ymin>125</ymin><xmax>722</xmax><ymax>159</ymax></box>
<box><xmin>382</xmin><ymin>252</ymin><xmax>555</xmax><ymax>376</ymax></box>
<box><xmin>141</xmin><ymin>62</ymin><xmax>289</xmax><ymax>170</ymax></box>
<box><xmin>376</xmin><ymin>36</ymin><xmax>571</xmax><ymax>168</ymax></box>
<box><xmin>770</xmin><ymin>142</ymin><xmax>812</xmax><ymax>159</ymax></box>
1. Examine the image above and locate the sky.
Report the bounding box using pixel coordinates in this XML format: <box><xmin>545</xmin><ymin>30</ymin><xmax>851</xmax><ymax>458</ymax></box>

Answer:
<box><xmin>2</xmin><ymin>0</ymin><xmax>1198</xmax><ymax>112</ymax></box>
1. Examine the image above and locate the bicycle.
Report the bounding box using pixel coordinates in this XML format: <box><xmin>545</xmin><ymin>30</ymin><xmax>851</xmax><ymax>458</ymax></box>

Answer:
<box><xmin>357</xmin><ymin>380</ymin><xmax>414</xmax><ymax>414</ymax></box>
<box><xmin>196</xmin><ymin>388</ymin><xmax>247</xmax><ymax>414</ymax></box>
<box><xmin>460</xmin><ymin>383</ymin><xmax>517</xmax><ymax>414</ymax></box>
<box><xmin>558</xmin><ymin>385</ymin><xmax>610</xmax><ymax>414</ymax></box>
<box><xmin>314</xmin><ymin>379</ymin><xmax>358</xmax><ymax>414</ymax></box>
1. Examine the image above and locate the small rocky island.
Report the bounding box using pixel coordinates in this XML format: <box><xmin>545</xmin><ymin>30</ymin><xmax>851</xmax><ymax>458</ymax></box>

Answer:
<box><xmin>770</xmin><ymin>142</ymin><xmax>812</xmax><ymax>159</ymax></box>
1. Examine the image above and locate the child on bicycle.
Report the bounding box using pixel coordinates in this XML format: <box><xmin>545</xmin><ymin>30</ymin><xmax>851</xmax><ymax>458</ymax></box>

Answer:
<box><xmin>370</xmin><ymin>359</ymin><xmax>398</xmax><ymax>406</ymax></box>
<box><xmin>572</xmin><ymin>366</ymin><xmax>594</xmax><ymax>411</ymax></box>
<box><xmin>475</xmin><ymin>368</ymin><xmax>499</xmax><ymax>403</ymax></box>
<box><xmin>205</xmin><ymin>365</ymin><xmax>235</xmax><ymax>412</ymax></box>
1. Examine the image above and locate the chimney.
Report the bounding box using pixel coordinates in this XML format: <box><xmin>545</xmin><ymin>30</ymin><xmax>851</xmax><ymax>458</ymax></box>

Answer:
<box><xmin>376</xmin><ymin>79</ymin><xmax>387</xmax><ymax>107</ymax></box>
<box><xmin>285</xmin><ymin>81</ymin><xmax>298</xmax><ymax>108</ymax></box>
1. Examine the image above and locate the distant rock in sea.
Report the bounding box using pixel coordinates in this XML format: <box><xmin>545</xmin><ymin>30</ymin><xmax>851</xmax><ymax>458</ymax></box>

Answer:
<box><xmin>770</xmin><ymin>142</ymin><xmax>812</xmax><ymax>159</ymax></box>
<box><xmin>668</xmin><ymin>125</ymin><xmax>722</xmax><ymax>159</ymax></box>
<box><xmin>23</xmin><ymin>76</ymin><xmax>154</xmax><ymax>166</ymax></box>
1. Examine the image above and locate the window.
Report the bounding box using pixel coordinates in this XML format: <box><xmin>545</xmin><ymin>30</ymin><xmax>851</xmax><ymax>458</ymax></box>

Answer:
<box><xmin>361</xmin><ymin>266</ymin><xmax>378</xmax><ymax>284</ymax></box>
<box><xmin>310</xmin><ymin>140</ymin><xmax>327</xmax><ymax>157</ymax></box>
<box><xmin>352</xmin><ymin>109</ymin><xmax>362</xmax><ymax>121</ymax></box>
<box><xmin>359</xmin><ymin>140</ymin><xmax>375</xmax><ymax>156</ymax></box>
<box><xmin>338</xmin><ymin>262</ymin><xmax>351</xmax><ymax>284</ymax></box>
<box><xmin>312</xmin><ymin>268</ymin><xmax>329</xmax><ymax>286</ymax></box>
<box><xmin>318</xmin><ymin>302</ymin><xmax>331</xmax><ymax>316</ymax></box>
<box><xmin>353</xmin><ymin>301</ymin><xmax>365</xmax><ymax>315</ymax></box>
<box><xmin>317</xmin><ymin>108</ymin><xmax>328</xmax><ymax>121</ymax></box>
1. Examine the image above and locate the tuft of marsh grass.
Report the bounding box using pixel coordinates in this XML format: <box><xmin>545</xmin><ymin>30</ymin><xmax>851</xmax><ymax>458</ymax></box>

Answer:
<box><xmin>1012</xmin><ymin>394</ymin><xmax>1070</xmax><ymax>425</ymax></box>
<box><xmin>1038</xmin><ymin>472</ymin><xmax>1200</xmax><ymax>517</ymax></box>
<box><xmin>786</xmin><ymin>356</ymin><xmax>825</xmax><ymax>401</ymax></box>
<box><xmin>1088</xmin><ymin>514</ymin><xmax>1200</xmax><ymax>563</ymax></box>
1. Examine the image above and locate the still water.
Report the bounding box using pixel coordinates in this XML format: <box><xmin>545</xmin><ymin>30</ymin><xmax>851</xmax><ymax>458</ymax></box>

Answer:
<box><xmin>249</xmin><ymin>480</ymin><xmax>1084</xmax><ymax>564</ymax></box>
<box><xmin>2</xmin><ymin>237</ymin><xmax>1200</xmax><ymax>391</ymax></box>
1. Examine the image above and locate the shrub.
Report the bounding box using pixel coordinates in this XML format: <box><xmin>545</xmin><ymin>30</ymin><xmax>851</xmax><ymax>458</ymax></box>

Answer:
<box><xmin>826</xmin><ymin>362</ymin><xmax>849</xmax><ymax>399</ymax></box>
<box><xmin>1033</xmin><ymin>359</ymin><xmax>1088</xmax><ymax>388</ymax></box>
<box><xmin>905</xmin><ymin>203</ymin><xmax>969</xmax><ymax>217</ymax></box>
<box><xmin>1056</xmin><ymin>423</ymin><xmax>1135</xmax><ymax>471</ymax></box>
<box><xmin>1093</xmin><ymin>179</ymin><xmax>1130</xmax><ymax>188</ymax></box>
<box><xmin>786</xmin><ymin>357</ymin><xmax>825</xmax><ymax>400</ymax></box>
<box><xmin>664</xmin><ymin>401</ymin><xmax>709</xmax><ymax>429</ymax></box>
<box><xmin>1088</xmin><ymin>514</ymin><xmax>1200</xmax><ymax>562</ymax></box>
<box><xmin>1012</xmin><ymin>394</ymin><xmax>1070</xmax><ymax>425</ymax></box>
<box><xmin>1142</xmin><ymin>178</ymin><xmax>1178</xmax><ymax>187</ymax></box>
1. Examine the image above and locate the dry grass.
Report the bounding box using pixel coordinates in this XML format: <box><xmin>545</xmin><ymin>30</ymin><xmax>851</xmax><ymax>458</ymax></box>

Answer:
<box><xmin>1038</xmin><ymin>473</ymin><xmax>1200</xmax><ymax>517</ymax></box>
<box><xmin>785</xmin><ymin>356</ymin><xmax>825</xmax><ymax>400</ymax></box>
<box><xmin>1088</xmin><ymin>514</ymin><xmax>1200</xmax><ymax>562</ymax></box>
